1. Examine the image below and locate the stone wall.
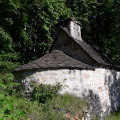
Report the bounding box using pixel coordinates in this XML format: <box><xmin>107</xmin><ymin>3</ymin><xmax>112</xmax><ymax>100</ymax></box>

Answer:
<box><xmin>70</xmin><ymin>21</ymin><xmax>82</xmax><ymax>41</ymax></box>
<box><xmin>14</xmin><ymin>68</ymin><xmax>120</xmax><ymax>117</ymax></box>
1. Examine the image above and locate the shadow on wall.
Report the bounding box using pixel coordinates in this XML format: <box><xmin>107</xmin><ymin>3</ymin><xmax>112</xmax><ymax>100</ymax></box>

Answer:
<box><xmin>105</xmin><ymin>70</ymin><xmax>120</xmax><ymax>112</ymax></box>
<box><xmin>83</xmin><ymin>89</ymin><xmax>102</xmax><ymax>118</ymax></box>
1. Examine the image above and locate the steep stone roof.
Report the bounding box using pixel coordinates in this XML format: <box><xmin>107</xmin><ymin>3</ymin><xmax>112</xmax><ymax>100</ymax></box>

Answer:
<box><xmin>12</xmin><ymin>50</ymin><xmax>94</xmax><ymax>72</ymax></box>
<box><xmin>50</xmin><ymin>27</ymin><xmax>120</xmax><ymax>70</ymax></box>
<box><xmin>13</xmin><ymin>18</ymin><xmax>120</xmax><ymax>72</ymax></box>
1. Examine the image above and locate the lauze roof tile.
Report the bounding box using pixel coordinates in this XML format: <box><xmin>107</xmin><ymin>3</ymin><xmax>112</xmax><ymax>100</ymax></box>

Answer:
<box><xmin>12</xmin><ymin>50</ymin><xmax>94</xmax><ymax>72</ymax></box>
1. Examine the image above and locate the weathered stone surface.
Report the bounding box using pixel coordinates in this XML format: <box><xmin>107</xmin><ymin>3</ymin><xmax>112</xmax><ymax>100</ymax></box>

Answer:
<box><xmin>14</xmin><ymin>68</ymin><xmax>120</xmax><ymax>117</ymax></box>
<box><xmin>83</xmin><ymin>73</ymin><xmax>90</xmax><ymax>79</ymax></box>
<box><xmin>70</xmin><ymin>21</ymin><xmax>82</xmax><ymax>41</ymax></box>
<box><xmin>97</xmin><ymin>87</ymin><xmax>102</xmax><ymax>92</ymax></box>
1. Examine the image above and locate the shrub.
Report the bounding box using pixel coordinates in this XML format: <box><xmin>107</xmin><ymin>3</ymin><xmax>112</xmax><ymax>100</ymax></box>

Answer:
<box><xmin>0</xmin><ymin>94</ymin><xmax>26</xmax><ymax>120</ymax></box>
<box><xmin>30</xmin><ymin>82</ymin><xmax>62</xmax><ymax>103</ymax></box>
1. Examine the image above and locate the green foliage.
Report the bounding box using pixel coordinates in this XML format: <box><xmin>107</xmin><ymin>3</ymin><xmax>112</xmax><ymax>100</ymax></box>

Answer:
<box><xmin>105</xmin><ymin>111</ymin><xmax>120</xmax><ymax>120</ymax></box>
<box><xmin>30</xmin><ymin>82</ymin><xmax>62</xmax><ymax>103</ymax></box>
<box><xmin>66</xmin><ymin>0</ymin><xmax>120</xmax><ymax>65</ymax></box>
<box><xmin>51</xmin><ymin>94</ymin><xmax>89</xmax><ymax>116</ymax></box>
<box><xmin>0</xmin><ymin>0</ymin><xmax>120</xmax><ymax>119</ymax></box>
<box><xmin>0</xmin><ymin>0</ymin><xmax>120</xmax><ymax>65</ymax></box>
<box><xmin>102</xmin><ymin>37</ymin><xmax>120</xmax><ymax>64</ymax></box>
<box><xmin>0</xmin><ymin>73</ymin><xmax>23</xmax><ymax>119</ymax></box>
<box><xmin>0</xmin><ymin>26</ymin><xmax>18</xmax><ymax>73</ymax></box>
<box><xmin>0</xmin><ymin>95</ymin><xmax>26</xmax><ymax>120</ymax></box>
<box><xmin>0</xmin><ymin>27</ymin><xmax>13</xmax><ymax>53</ymax></box>
<box><xmin>25</xmin><ymin>94</ymin><xmax>88</xmax><ymax>120</ymax></box>
<box><xmin>0</xmin><ymin>0</ymin><xmax>72</xmax><ymax>64</ymax></box>
<box><xmin>0</xmin><ymin>54</ymin><xmax>18</xmax><ymax>73</ymax></box>
<box><xmin>0</xmin><ymin>76</ymin><xmax>88</xmax><ymax>120</ymax></box>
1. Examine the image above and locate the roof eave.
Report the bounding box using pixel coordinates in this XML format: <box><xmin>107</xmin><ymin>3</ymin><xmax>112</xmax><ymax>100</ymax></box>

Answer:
<box><xmin>12</xmin><ymin>66</ymin><xmax>95</xmax><ymax>73</ymax></box>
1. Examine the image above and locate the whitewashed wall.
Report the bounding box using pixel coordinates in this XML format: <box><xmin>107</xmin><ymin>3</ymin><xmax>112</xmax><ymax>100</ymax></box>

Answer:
<box><xmin>14</xmin><ymin>68</ymin><xmax>120</xmax><ymax>116</ymax></box>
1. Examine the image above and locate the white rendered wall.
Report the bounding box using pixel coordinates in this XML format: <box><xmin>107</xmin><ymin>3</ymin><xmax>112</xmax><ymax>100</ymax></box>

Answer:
<box><xmin>70</xmin><ymin>21</ymin><xmax>82</xmax><ymax>41</ymax></box>
<box><xmin>15</xmin><ymin>68</ymin><xmax>120</xmax><ymax>116</ymax></box>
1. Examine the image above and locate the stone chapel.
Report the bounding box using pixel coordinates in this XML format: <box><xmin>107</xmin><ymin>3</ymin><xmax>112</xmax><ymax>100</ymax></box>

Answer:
<box><xmin>13</xmin><ymin>18</ymin><xmax>120</xmax><ymax>116</ymax></box>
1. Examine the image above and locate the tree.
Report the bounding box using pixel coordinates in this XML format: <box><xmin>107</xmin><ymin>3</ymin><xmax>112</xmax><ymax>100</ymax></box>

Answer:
<box><xmin>66</xmin><ymin>0</ymin><xmax>120</xmax><ymax>65</ymax></box>
<box><xmin>0</xmin><ymin>27</ymin><xmax>18</xmax><ymax>73</ymax></box>
<box><xmin>0</xmin><ymin>0</ymin><xmax>72</xmax><ymax>64</ymax></box>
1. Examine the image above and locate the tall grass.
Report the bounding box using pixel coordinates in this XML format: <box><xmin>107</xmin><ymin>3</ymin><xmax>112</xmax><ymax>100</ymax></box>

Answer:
<box><xmin>105</xmin><ymin>111</ymin><xmax>120</xmax><ymax>120</ymax></box>
<box><xmin>0</xmin><ymin>78</ymin><xmax>89</xmax><ymax>120</ymax></box>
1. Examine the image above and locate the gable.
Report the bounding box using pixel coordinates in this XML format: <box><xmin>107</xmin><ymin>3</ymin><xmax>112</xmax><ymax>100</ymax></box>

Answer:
<box><xmin>49</xmin><ymin>27</ymin><xmax>120</xmax><ymax>70</ymax></box>
<box><xmin>50</xmin><ymin>29</ymin><xmax>97</xmax><ymax>66</ymax></box>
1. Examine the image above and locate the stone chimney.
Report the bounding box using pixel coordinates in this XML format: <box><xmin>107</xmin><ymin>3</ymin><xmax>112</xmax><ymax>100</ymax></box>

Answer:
<box><xmin>55</xmin><ymin>18</ymin><xmax>82</xmax><ymax>41</ymax></box>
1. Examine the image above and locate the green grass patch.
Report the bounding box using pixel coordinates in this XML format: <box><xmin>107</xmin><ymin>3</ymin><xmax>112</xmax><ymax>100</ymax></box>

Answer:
<box><xmin>23</xmin><ymin>94</ymin><xmax>88</xmax><ymax>120</ymax></box>
<box><xmin>0</xmin><ymin>94</ymin><xmax>88</xmax><ymax>120</ymax></box>
<box><xmin>105</xmin><ymin>111</ymin><xmax>120</xmax><ymax>120</ymax></box>
<box><xmin>0</xmin><ymin>77</ymin><xmax>89</xmax><ymax>120</ymax></box>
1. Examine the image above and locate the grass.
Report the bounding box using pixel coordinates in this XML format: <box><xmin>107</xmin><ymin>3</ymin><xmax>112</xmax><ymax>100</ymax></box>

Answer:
<box><xmin>1</xmin><ymin>77</ymin><xmax>120</xmax><ymax>120</ymax></box>
<box><xmin>105</xmin><ymin>111</ymin><xmax>120</xmax><ymax>120</ymax></box>
<box><xmin>23</xmin><ymin>94</ymin><xmax>89</xmax><ymax>120</ymax></box>
<box><xmin>1</xmin><ymin>78</ymin><xmax>120</xmax><ymax>120</ymax></box>
<box><xmin>0</xmin><ymin>93</ymin><xmax>88</xmax><ymax>120</ymax></box>
<box><xmin>0</xmin><ymin>78</ymin><xmax>89</xmax><ymax>120</ymax></box>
